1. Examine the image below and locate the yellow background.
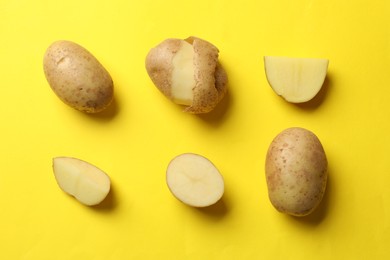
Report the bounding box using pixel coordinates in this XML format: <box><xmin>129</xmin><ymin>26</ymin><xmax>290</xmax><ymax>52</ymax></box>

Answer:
<box><xmin>1</xmin><ymin>0</ymin><xmax>390</xmax><ymax>259</ymax></box>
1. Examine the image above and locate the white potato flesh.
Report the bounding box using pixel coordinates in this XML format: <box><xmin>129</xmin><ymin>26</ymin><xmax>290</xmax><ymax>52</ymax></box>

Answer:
<box><xmin>166</xmin><ymin>153</ymin><xmax>224</xmax><ymax>207</ymax></box>
<box><xmin>264</xmin><ymin>56</ymin><xmax>329</xmax><ymax>103</ymax></box>
<box><xmin>53</xmin><ymin>157</ymin><xmax>111</xmax><ymax>206</ymax></box>
<box><xmin>171</xmin><ymin>41</ymin><xmax>196</xmax><ymax>106</ymax></box>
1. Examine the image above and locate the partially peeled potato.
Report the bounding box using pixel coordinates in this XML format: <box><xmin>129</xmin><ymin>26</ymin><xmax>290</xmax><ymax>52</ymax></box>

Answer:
<box><xmin>145</xmin><ymin>36</ymin><xmax>228</xmax><ymax>114</ymax></box>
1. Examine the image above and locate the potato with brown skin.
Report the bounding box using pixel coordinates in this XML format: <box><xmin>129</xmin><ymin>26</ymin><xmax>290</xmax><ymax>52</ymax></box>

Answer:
<box><xmin>145</xmin><ymin>36</ymin><xmax>227</xmax><ymax>114</ymax></box>
<box><xmin>43</xmin><ymin>40</ymin><xmax>113</xmax><ymax>113</ymax></box>
<box><xmin>265</xmin><ymin>127</ymin><xmax>328</xmax><ymax>216</ymax></box>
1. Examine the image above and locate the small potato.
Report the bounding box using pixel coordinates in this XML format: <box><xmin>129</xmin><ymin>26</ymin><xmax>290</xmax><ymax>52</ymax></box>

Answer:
<box><xmin>43</xmin><ymin>40</ymin><xmax>113</xmax><ymax>113</ymax></box>
<box><xmin>265</xmin><ymin>127</ymin><xmax>328</xmax><ymax>216</ymax></box>
<box><xmin>145</xmin><ymin>36</ymin><xmax>227</xmax><ymax>114</ymax></box>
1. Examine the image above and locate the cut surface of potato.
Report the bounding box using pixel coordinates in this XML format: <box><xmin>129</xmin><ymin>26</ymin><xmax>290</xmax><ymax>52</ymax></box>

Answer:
<box><xmin>171</xmin><ymin>40</ymin><xmax>196</xmax><ymax>106</ymax></box>
<box><xmin>264</xmin><ymin>56</ymin><xmax>329</xmax><ymax>103</ymax></box>
<box><xmin>52</xmin><ymin>157</ymin><xmax>111</xmax><ymax>206</ymax></box>
<box><xmin>166</xmin><ymin>153</ymin><xmax>224</xmax><ymax>207</ymax></box>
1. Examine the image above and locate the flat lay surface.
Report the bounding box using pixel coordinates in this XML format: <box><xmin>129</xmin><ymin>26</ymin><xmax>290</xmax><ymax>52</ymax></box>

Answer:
<box><xmin>1</xmin><ymin>0</ymin><xmax>390</xmax><ymax>259</ymax></box>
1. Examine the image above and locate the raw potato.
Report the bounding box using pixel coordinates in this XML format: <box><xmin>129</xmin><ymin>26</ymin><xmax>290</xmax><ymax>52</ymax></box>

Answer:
<box><xmin>52</xmin><ymin>157</ymin><xmax>111</xmax><ymax>206</ymax></box>
<box><xmin>265</xmin><ymin>127</ymin><xmax>328</xmax><ymax>216</ymax></box>
<box><xmin>166</xmin><ymin>153</ymin><xmax>224</xmax><ymax>207</ymax></box>
<box><xmin>264</xmin><ymin>56</ymin><xmax>329</xmax><ymax>103</ymax></box>
<box><xmin>145</xmin><ymin>36</ymin><xmax>228</xmax><ymax>114</ymax></box>
<box><xmin>43</xmin><ymin>40</ymin><xmax>114</xmax><ymax>113</ymax></box>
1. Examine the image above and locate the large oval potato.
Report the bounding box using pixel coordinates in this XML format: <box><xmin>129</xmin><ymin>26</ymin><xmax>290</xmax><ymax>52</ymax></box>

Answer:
<box><xmin>43</xmin><ymin>40</ymin><xmax>113</xmax><ymax>113</ymax></box>
<box><xmin>265</xmin><ymin>127</ymin><xmax>328</xmax><ymax>216</ymax></box>
<box><xmin>145</xmin><ymin>36</ymin><xmax>228</xmax><ymax>114</ymax></box>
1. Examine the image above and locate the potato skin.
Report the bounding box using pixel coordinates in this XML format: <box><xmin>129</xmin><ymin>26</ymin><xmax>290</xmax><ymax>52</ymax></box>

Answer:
<box><xmin>43</xmin><ymin>40</ymin><xmax>113</xmax><ymax>113</ymax></box>
<box><xmin>145</xmin><ymin>39</ymin><xmax>181</xmax><ymax>99</ymax></box>
<box><xmin>145</xmin><ymin>36</ymin><xmax>227</xmax><ymax>114</ymax></box>
<box><xmin>265</xmin><ymin>127</ymin><xmax>328</xmax><ymax>216</ymax></box>
<box><xmin>185</xmin><ymin>37</ymin><xmax>227</xmax><ymax>113</ymax></box>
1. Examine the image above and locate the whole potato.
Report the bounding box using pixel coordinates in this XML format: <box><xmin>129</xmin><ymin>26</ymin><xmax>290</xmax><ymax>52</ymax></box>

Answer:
<box><xmin>43</xmin><ymin>40</ymin><xmax>113</xmax><ymax>113</ymax></box>
<box><xmin>265</xmin><ymin>127</ymin><xmax>328</xmax><ymax>216</ymax></box>
<box><xmin>145</xmin><ymin>36</ymin><xmax>227</xmax><ymax>114</ymax></box>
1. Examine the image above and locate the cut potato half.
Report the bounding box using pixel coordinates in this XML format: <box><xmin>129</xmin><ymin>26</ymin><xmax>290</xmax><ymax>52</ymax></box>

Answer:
<box><xmin>52</xmin><ymin>157</ymin><xmax>111</xmax><ymax>206</ymax></box>
<box><xmin>264</xmin><ymin>56</ymin><xmax>329</xmax><ymax>103</ymax></box>
<box><xmin>166</xmin><ymin>153</ymin><xmax>224</xmax><ymax>207</ymax></box>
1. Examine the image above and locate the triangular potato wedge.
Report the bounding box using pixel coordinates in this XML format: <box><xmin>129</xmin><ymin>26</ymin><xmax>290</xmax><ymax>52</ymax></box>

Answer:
<box><xmin>53</xmin><ymin>157</ymin><xmax>111</xmax><ymax>206</ymax></box>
